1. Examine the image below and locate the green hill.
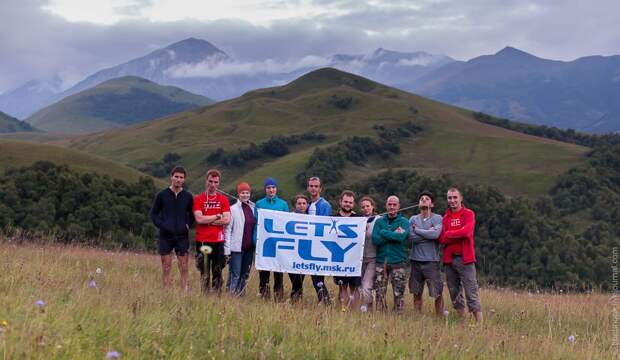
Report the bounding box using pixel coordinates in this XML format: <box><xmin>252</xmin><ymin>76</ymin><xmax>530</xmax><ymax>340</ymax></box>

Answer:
<box><xmin>61</xmin><ymin>68</ymin><xmax>588</xmax><ymax>197</ymax></box>
<box><xmin>0</xmin><ymin>139</ymin><xmax>156</xmax><ymax>183</ymax></box>
<box><xmin>0</xmin><ymin>111</ymin><xmax>36</xmax><ymax>133</ymax></box>
<box><xmin>26</xmin><ymin>76</ymin><xmax>213</xmax><ymax>134</ymax></box>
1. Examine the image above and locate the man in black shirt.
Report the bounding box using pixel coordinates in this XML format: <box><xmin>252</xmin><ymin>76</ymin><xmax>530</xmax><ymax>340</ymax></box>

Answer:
<box><xmin>333</xmin><ymin>190</ymin><xmax>362</xmax><ymax>311</ymax></box>
<box><xmin>149</xmin><ymin>166</ymin><xmax>194</xmax><ymax>290</ymax></box>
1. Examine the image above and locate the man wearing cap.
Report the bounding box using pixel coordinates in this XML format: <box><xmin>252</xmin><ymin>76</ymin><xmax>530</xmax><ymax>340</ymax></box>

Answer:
<box><xmin>409</xmin><ymin>191</ymin><xmax>444</xmax><ymax>316</ymax></box>
<box><xmin>439</xmin><ymin>187</ymin><xmax>483</xmax><ymax>323</ymax></box>
<box><xmin>254</xmin><ymin>177</ymin><xmax>289</xmax><ymax>301</ymax></box>
<box><xmin>224</xmin><ymin>182</ymin><xmax>255</xmax><ymax>295</ymax></box>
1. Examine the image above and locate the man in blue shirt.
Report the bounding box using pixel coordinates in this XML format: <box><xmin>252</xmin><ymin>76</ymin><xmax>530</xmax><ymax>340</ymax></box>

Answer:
<box><xmin>307</xmin><ymin>176</ymin><xmax>332</xmax><ymax>305</ymax></box>
<box><xmin>254</xmin><ymin>177</ymin><xmax>289</xmax><ymax>301</ymax></box>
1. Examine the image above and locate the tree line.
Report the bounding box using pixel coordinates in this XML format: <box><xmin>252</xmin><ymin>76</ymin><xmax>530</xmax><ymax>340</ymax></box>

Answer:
<box><xmin>473</xmin><ymin>112</ymin><xmax>620</xmax><ymax>148</ymax></box>
<box><xmin>206</xmin><ymin>132</ymin><xmax>326</xmax><ymax>168</ymax></box>
<box><xmin>0</xmin><ymin>161</ymin><xmax>159</xmax><ymax>250</ymax></box>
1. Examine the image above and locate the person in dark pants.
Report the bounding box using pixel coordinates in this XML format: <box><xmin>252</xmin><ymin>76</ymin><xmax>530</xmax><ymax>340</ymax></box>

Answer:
<box><xmin>192</xmin><ymin>169</ymin><xmax>231</xmax><ymax>293</ymax></box>
<box><xmin>149</xmin><ymin>166</ymin><xmax>194</xmax><ymax>291</ymax></box>
<box><xmin>253</xmin><ymin>177</ymin><xmax>289</xmax><ymax>301</ymax></box>
<box><xmin>306</xmin><ymin>176</ymin><xmax>333</xmax><ymax>305</ymax></box>
<box><xmin>288</xmin><ymin>193</ymin><xmax>309</xmax><ymax>303</ymax></box>
<box><xmin>333</xmin><ymin>190</ymin><xmax>362</xmax><ymax>311</ymax></box>
<box><xmin>439</xmin><ymin>187</ymin><xmax>483</xmax><ymax>324</ymax></box>
<box><xmin>408</xmin><ymin>191</ymin><xmax>444</xmax><ymax>316</ymax></box>
<box><xmin>224</xmin><ymin>182</ymin><xmax>256</xmax><ymax>296</ymax></box>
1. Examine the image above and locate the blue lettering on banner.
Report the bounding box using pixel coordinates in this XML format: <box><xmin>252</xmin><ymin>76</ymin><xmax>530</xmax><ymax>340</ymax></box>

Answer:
<box><xmin>261</xmin><ymin>217</ymin><xmax>360</xmax><ymax>263</ymax></box>
<box><xmin>292</xmin><ymin>262</ymin><xmax>357</xmax><ymax>273</ymax></box>
<box><xmin>262</xmin><ymin>237</ymin><xmax>295</xmax><ymax>257</ymax></box>
<box><xmin>264</xmin><ymin>218</ymin><xmax>359</xmax><ymax>238</ymax></box>
<box><xmin>257</xmin><ymin>210</ymin><xmax>365</xmax><ymax>276</ymax></box>
<box><xmin>262</xmin><ymin>237</ymin><xmax>356</xmax><ymax>262</ymax></box>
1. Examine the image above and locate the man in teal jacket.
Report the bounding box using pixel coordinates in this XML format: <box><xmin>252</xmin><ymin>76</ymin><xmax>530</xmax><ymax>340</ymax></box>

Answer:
<box><xmin>372</xmin><ymin>195</ymin><xmax>410</xmax><ymax>312</ymax></box>
<box><xmin>254</xmin><ymin>177</ymin><xmax>289</xmax><ymax>301</ymax></box>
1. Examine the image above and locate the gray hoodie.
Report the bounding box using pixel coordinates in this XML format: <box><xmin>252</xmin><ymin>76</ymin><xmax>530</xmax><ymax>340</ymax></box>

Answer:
<box><xmin>408</xmin><ymin>213</ymin><xmax>443</xmax><ymax>262</ymax></box>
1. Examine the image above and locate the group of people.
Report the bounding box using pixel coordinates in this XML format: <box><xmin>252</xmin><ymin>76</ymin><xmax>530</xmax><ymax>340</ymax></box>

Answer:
<box><xmin>149</xmin><ymin>166</ymin><xmax>483</xmax><ymax>322</ymax></box>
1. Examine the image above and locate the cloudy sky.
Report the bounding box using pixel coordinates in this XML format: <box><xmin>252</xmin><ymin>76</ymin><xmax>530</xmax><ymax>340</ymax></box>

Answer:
<box><xmin>0</xmin><ymin>0</ymin><xmax>618</xmax><ymax>92</ymax></box>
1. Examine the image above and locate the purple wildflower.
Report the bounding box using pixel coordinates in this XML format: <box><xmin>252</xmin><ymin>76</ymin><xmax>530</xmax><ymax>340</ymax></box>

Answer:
<box><xmin>106</xmin><ymin>350</ymin><xmax>121</xmax><ymax>359</ymax></box>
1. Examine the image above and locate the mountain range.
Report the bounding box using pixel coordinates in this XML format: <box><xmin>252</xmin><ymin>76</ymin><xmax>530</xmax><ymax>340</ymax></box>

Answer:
<box><xmin>1</xmin><ymin>38</ymin><xmax>619</xmax><ymax>132</ymax></box>
<box><xmin>404</xmin><ymin>46</ymin><xmax>620</xmax><ymax>132</ymax></box>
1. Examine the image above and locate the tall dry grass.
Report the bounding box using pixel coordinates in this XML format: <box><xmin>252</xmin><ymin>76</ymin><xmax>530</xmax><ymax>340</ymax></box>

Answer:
<box><xmin>0</xmin><ymin>239</ymin><xmax>615</xmax><ymax>359</ymax></box>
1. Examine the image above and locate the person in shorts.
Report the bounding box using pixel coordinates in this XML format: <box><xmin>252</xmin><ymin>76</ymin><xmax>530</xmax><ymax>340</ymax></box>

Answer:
<box><xmin>149</xmin><ymin>166</ymin><xmax>194</xmax><ymax>291</ymax></box>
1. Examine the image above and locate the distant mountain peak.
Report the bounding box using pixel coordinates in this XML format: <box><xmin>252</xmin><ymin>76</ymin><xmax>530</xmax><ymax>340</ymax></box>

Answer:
<box><xmin>372</xmin><ymin>48</ymin><xmax>388</xmax><ymax>56</ymax></box>
<box><xmin>495</xmin><ymin>46</ymin><xmax>535</xmax><ymax>58</ymax></box>
<box><xmin>164</xmin><ymin>37</ymin><xmax>223</xmax><ymax>53</ymax></box>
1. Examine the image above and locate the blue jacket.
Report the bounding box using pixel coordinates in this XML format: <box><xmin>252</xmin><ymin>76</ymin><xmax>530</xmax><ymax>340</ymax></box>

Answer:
<box><xmin>253</xmin><ymin>195</ymin><xmax>289</xmax><ymax>245</ymax></box>
<box><xmin>310</xmin><ymin>197</ymin><xmax>332</xmax><ymax>216</ymax></box>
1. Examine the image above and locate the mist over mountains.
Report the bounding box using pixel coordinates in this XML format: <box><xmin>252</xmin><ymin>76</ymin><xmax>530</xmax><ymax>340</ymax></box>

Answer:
<box><xmin>1</xmin><ymin>38</ymin><xmax>619</xmax><ymax>133</ymax></box>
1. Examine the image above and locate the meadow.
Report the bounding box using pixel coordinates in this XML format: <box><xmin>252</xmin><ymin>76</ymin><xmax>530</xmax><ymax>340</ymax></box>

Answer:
<box><xmin>0</xmin><ymin>238</ymin><xmax>614</xmax><ymax>359</ymax></box>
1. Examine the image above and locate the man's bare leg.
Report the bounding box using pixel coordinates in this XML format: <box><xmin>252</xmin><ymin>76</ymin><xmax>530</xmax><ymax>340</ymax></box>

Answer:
<box><xmin>474</xmin><ymin>310</ymin><xmax>483</xmax><ymax>324</ymax></box>
<box><xmin>349</xmin><ymin>286</ymin><xmax>360</xmax><ymax>310</ymax></box>
<box><xmin>338</xmin><ymin>285</ymin><xmax>348</xmax><ymax>308</ymax></box>
<box><xmin>434</xmin><ymin>295</ymin><xmax>444</xmax><ymax>317</ymax></box>
<box><xmin>413</xmin><ymin>294</ymin><xmax>423</xmax><ymax>312</ymax></box>
<box><xmin>161</xmin><ymin>255</ymin><xmax>173</xmax><ymax>288</ymax></box>
<box><xmin>177</xmin><ymin>254</ymin><xmax>189</xmax><ymax>291</ymax></box>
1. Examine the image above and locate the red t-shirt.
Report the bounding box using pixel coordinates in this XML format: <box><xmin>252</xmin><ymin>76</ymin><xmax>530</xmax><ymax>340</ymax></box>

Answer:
<box><xmin>193</xmin><ymin>192</ymin><xmax>230</xmax><ymax>243</ymax></box>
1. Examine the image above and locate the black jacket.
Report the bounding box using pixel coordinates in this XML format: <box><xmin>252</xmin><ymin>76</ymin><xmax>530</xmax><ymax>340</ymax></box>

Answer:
<box><xmin>149</xmin><ymin>188</ymin><xmax>194</xmax><ymax>240</ymax></box>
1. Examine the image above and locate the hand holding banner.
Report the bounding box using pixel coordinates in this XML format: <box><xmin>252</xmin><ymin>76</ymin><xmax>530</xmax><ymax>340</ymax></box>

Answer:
<box><xmin>255</xmin><ymin>209</ymin><xmax>366</xmax><ymax>276</ymax></box>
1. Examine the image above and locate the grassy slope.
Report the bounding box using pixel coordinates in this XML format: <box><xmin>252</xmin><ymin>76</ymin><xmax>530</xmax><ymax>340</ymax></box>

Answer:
<box><xmin>0</xmin><ymin>241</ymin><xmax>612</xmax><ymax>359</ymax></box>
<box><xmin>0</xmin><ymin>111</ymin><xmax>34</xmax><ymax>133</ymax></box>
<box><xmin>57</xmin><ymin>68</ymin><xmax>588</xmax><ymax>196</ymax></box>
<box><xmin>26</xmin><ymin>76</ymin><xmax>212</xmax><ymax>134</ymax></box>
<box><xmin>0</xmin><ymin>139</ymin><xmax>158</xmax><ymax>184</ymax></box>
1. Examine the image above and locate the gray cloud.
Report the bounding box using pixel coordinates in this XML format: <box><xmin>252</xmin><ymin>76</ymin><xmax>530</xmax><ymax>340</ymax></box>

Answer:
<box><xmin>165</xmin><ymin>54</ymin><xmax>331</xmax><ymax>78</ymax></box>
<box><xmin>0</xmin><ymin>0</ymin><xmax>619</xmax><ymax>93</ymax></box>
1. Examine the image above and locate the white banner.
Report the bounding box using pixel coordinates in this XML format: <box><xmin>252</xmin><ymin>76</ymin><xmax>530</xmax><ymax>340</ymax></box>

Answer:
<box><xmin>255</xmin><ymin>209</ymin><xmax>366</xmax><ymax>276</ymax></box>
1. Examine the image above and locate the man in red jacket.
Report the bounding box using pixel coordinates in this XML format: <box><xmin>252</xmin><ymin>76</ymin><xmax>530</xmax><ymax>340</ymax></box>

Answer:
<box><xmin>439</xmin><ymin>187</ymin><xmax>483</xmax><ymax>324</ymax></box>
